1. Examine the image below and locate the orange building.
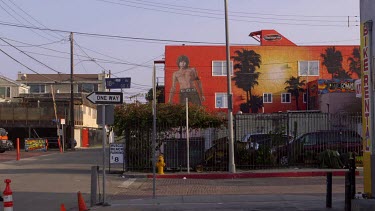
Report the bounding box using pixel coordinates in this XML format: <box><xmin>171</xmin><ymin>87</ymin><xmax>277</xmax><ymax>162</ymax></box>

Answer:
<box><xmin>164</xmin><ymin>30</ymin><xmax>359</xmax><ymax>113</ymax></box>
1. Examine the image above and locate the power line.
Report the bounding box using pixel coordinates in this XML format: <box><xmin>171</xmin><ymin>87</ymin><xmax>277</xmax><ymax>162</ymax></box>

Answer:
<box><xmin>0</xmin><ymin>46</ymin><xmax>58</xmax><ymax>81</ymax></box>
<box><xmin>94</xmin><ymin>0</ymin><xmax>359</xmax><ymax>27</ymax></box>
<box><xmin>0</xmin><ymin>37</ymin><xmax>61</xmax><ymax>73</ymax></box>
<box><xmin>5</xmin><ymin>0</ymin><xmax>64</xmax><ymax>40</ymax></box>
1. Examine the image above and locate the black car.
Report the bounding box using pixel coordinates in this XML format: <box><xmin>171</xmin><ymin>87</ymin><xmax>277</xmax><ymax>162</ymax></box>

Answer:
<box><xmin>274</xmin><ymin>130</ymin><xmax>362</xmax><ymax>166</ymax></box>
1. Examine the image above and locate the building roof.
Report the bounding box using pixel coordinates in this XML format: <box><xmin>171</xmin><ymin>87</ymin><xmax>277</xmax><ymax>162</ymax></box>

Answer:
<box><xmin>17</xmin><ymin>73</ymin><xmax>102</xmax><ymax>83</ymax></box>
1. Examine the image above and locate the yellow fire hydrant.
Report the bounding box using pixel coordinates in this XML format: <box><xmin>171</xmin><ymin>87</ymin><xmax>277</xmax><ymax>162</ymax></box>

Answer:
<box><xmin>156</xmin><ymin>154</ymin><xmax>166</xmax><ymax>175</ymax></box>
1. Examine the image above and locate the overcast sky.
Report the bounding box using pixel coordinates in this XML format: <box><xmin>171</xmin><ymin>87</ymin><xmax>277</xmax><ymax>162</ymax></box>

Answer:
<box><xmin>0</xmin><ymin>0</ymin><xmax>360</xmax><ymax>102</ymax></box>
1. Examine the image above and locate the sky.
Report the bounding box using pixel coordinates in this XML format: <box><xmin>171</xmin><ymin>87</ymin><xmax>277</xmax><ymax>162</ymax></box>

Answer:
<box><xmin>0</xmin><ymin>0</ymin><xmax>360</xmax><ymax>102</ymax></box>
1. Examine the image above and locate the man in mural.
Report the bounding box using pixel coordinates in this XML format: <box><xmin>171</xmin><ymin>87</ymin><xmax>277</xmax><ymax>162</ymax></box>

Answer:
<box><xmin>168</xmin><ymin>55</ymin><xmax>204</xmax><ymax>105</ymax></box>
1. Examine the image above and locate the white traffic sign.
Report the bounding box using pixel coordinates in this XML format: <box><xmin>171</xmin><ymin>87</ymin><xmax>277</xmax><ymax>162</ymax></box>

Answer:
<box><xmin>86</xmin><ymin>92</ymin><xmax>123</xmax><ymax>104</ymax></box>
<box><xmin>110</xmin><ymin>143</ymin><xmax>124</xmax><ymax>164</ymax></box>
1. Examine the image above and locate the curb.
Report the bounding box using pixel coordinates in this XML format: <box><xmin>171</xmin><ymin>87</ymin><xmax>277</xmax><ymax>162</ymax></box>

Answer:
<box><xmin>142</xmin><ymin>170</ymin><xmax>360</xmax><ymax>179</ymax></box>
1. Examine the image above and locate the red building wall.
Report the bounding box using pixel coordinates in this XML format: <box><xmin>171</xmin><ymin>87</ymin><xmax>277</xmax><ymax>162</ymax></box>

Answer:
<box><xmin>164</xmin><ymin>30</ymin><xmax>359</xmax><ymax>114</ymax></box>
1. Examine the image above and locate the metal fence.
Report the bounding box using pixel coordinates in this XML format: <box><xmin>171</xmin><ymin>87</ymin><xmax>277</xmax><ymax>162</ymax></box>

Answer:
<box><xmin>124</xmin><ymin>112</ymin><xmax>362</xmax><ymax>172</ymax></box>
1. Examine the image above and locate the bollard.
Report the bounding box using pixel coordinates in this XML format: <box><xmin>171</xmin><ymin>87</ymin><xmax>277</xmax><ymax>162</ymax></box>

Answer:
<box><xmin>90</xmin><ymin>166</ymin><xmax>99</xmax><ymax>207</ymax></box>
<box><xmin>16</xmin><ymin>138</ymin><xmax>20</xmax><ymax>161</ymax></box>
<box><xmin>3</xmin><ymin>179</ymin><xmax>13</xmax><ymax>211</ymax></box>
<box><xmin>326</xmin><ymin>172</ymin><xmax>332</xmax><ymax>208</ymax></box>
<box><xmin>345</xmin><ymin>172</ymin><xmax>351</xmax><ymax>211</ymax></box>
<box><xmin>349</xmin><ymin>154</ymin><xmax>356</xmax><ymax>199</ymax></box>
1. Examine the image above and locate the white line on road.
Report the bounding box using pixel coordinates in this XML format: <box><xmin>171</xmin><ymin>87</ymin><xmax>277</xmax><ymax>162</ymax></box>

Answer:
<box><xmin>118</xmin><ymin>178</ymin><xmax>136</xmax><ymax>188</ymax></box>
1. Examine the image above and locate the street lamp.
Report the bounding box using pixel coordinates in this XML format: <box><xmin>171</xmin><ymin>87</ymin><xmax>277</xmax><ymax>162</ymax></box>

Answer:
<box><xmin>152</xmin><ymin>60</ymin><xmax>165</xmax><ymax>198</ymax></box>
<box><xmin>224</xmin><ymin>0</ymin><xmax>236</xmax><ymax>173</ymax></box>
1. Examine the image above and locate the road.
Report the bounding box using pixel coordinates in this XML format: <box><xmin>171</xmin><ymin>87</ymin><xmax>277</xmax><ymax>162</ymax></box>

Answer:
<box><xmin>0</xmin><ymin>148</ymin><xmax>365</xmax><ymax>211</ymax></box>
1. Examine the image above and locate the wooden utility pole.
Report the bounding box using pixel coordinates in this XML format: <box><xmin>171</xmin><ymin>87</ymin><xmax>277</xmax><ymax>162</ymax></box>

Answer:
<box><xmin>70</xmin><ymin>32</ymin><xmax>75</xmax><ymax>150</ymax></box>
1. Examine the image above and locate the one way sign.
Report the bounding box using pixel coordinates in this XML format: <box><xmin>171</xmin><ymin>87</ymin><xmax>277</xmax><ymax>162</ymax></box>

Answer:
<box><xmin>86</xmin><ymin>92</ymin><xmax>123</xmax><ymax>104</ymax></box>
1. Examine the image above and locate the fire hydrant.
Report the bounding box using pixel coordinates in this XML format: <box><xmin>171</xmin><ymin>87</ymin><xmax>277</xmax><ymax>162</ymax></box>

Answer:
<box><xmin>156</xmin><ymin>154</ymin><xmax>166</xmax><ymax>175</ymax></box>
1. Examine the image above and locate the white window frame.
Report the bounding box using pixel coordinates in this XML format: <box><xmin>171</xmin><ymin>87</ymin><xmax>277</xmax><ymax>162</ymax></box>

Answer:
<box><xmin>303</xmin><ymin>93</ymin><xmax>307</xmax><ymax>103</ymax></box>
<box><xmin>281</xmin><ymin>93</ymin><xmax>291</xmax><ymax>103</ymax></box>
<box><xmin>298</xmin><ymin>60</ymin><xmax>319</xmax><ymax>76</ymax></box>
<box><xmin>263</xmin><ymin>93</ymin><xmax>272</xmax><ymax>103</ymax></box>
<box><xmin>212</xmin><ymin>61</ymin><xmax>233</xmax><ymax>76</ymax></box>
<box><xmin>215</xmin><ymin>93</ymin><xmax>229</xmax><ymax>108</ymax></box>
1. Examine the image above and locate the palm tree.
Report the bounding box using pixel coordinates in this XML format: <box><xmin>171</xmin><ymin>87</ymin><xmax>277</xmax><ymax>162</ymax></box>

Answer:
<box><xmin>232</xmin><ymin>49</ymin><xmax>262</xmax><ymax>103</ymax></box>
<box><xmin>284</xmin><ymin>76</ymin><xmax>306</xmax><ymax>110</ymax></box>
<box><xmin>320</xmin><ymin>47</ymin><xmax>343</xmax><ymax>79</ymax></box>
<box><xmin>348</xmin><ymin>47</ymin><xmax>361</xmax><ymax>78</ymax></box>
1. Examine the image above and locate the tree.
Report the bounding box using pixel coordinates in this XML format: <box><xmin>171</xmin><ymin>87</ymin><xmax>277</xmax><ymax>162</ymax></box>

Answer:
<box><xmin>348</xmin><ymin>47</ymin><xmax>361</xmax><ymax>78</ymax></box>
<box><xmin>320</xmin><ymin>47</ymin><xmax>343</xmax><ymax>79</ymax></box>
<box><xmin>232</xmin><ymin>49</ymin><xmax>261</xmax><ymax>104</ymax></box>
<box><xmin>145</xmin><ymin>86</ymin><xmax>165</xmax><ymax>103</ymax></box>
<box><xmin>284</xmin><ymin>76</ymin><xmax>306</xmax><ymax>110</ymax></box>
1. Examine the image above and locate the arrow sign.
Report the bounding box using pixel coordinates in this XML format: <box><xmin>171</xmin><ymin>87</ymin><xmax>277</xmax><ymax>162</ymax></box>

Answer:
<box><xmin>86</xmin><ymin>92</ymin><xmax>123</xmax><ymax>104</ymax></box>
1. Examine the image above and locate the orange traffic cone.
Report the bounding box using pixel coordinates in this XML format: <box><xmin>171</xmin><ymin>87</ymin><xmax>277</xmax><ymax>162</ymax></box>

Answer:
<box><xmin>60</xmin><ymin>204</ymin><xmax>66</xmax><ymax>211</ymax></box>
<box><xmin>77</xmin><ymin>191</ymin><xmax>88</xmax><ymax>211</ymax></box>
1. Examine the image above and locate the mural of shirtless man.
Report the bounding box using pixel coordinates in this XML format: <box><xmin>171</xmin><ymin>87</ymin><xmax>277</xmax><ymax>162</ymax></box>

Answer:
<box><xmin>168</xmin><ymin>55</ymin><xmax>204</xmax><ymax>105</ymax></box>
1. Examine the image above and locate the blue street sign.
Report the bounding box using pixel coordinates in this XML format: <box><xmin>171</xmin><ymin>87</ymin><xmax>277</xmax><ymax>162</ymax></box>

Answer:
<box><xmin>105</xmin><ymin>78</ymin><xmax>131</xmax><ymax>89</ymax></box>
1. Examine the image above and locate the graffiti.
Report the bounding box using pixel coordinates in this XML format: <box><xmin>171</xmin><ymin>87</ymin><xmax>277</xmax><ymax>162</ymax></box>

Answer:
<box><xmin>317</xmin><ymin>79</ymin><xmax>355</xmax><ymax>94</ymax></box>
<box><xmin>24</xmin><ymin>139</ymin><xmax>47</xmax><ymax>151</ymax></box>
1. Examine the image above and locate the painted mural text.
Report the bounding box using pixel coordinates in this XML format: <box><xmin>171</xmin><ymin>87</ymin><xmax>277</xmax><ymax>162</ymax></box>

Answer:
<box><xmin>362</xmin><ymin>24</ymin><xmax>370</xmax><ymax>152</ymax></box>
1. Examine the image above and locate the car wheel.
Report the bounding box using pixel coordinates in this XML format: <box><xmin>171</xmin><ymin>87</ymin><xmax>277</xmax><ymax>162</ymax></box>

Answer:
<box><xmin>280</xmin><ymin>156</ymin><xmax>288</xmax><ymax>166</ymax></box>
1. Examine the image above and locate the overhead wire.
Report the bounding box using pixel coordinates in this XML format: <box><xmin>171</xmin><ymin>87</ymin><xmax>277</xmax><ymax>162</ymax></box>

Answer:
<box><xmin>0</xmin><ymin>37</ymin><xmax>62</xmax><ymax>74</ymax></box>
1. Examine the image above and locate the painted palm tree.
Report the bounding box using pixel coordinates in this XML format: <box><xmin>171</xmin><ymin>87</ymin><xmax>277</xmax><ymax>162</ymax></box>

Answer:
<box><xmin>347</xmin><ymin>47</ymin><xmax>361</xmax><ymax>78</ymax></box>
<box><xmin>284</xmin><ymin>76</ymin><xmax>306</xmax><ymax>110</ymax></box>
<box><xmin>248</xmin><ymin>94</ymin><xmax>263</xmax><ymax>113</ymax></box>
<box><xmin>232</xmin><ymin>49</ymin><xmax>261</xmax><ymax>104</ymax></box>
<box><xmin>320</xmin><ymin>47</ymin><xmax>343</xmax><ymax>79</ymax></box>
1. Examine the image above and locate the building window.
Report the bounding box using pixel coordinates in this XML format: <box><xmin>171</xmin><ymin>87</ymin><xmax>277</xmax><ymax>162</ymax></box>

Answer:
<box><xmin>263</xmin><ymin>93</ymin><xmax>272</xmax><ymax>103</ymax></box>
<box><xmin>29</xmin><ymin>84</ymin><xmax>46</xmax><ymax>93</ymax></box>
<box><xmin>298</xmin><ymin>61</ymin><xmax>319</xmax><ymax>76</ymax></box>
<box><xmin>281</xmin><ymin>93</ymin><xmax>291</xmax><ymax>103</ymax></box>
<box><xmin>212</xmin><ymin>61</ymin><xmax>233</xmax><ymax>76</ymax></box>
<box><xmin>303</xmin><ymin>93</ymin><xmax>307</xmax><ymax>103</ymax></box>
<box><xmin>215</xmin><ymin>93</ymin><xmax>228</xmax><ymax>108</ymax></box>
<box><xmin>0</xmin><ymin>87</ymin><xmax>10</xmax><ymax>98</ymax></box>
<box><xmin>78</xmin><ymin>83</ymin><xmax>98</xmax><ymax>93</ymax></box>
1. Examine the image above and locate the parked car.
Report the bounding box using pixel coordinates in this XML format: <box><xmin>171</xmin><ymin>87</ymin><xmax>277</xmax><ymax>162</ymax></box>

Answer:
<box><xmin>202</xmin><ymin>133</ymin><xmax>293</xmax><ymax>169</ymax></box>
<box><xmin>274</xmin><ymin>130</ymin><xmax>363</xmax><ymax>166</ymax></box>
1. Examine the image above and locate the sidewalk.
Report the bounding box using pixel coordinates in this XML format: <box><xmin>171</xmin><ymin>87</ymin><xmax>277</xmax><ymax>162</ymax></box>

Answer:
<box><xmin>92</xmin><ymin>168</ymin><xmax>365</xmax><ymax>210</ymax></box>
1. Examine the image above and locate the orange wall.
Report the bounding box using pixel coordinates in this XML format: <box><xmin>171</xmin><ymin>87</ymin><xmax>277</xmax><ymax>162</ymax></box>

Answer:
<box><xmin>164</xmin><ymin>45</ymin><xmax>359</xmax><ymax>113</ymax></box>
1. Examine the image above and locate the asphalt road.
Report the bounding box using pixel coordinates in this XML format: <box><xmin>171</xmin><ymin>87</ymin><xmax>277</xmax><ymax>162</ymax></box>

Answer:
<box><xmin>0</xmin><ymin>148</ymin><xmax>365</xmax><ymax>211</ymax></box>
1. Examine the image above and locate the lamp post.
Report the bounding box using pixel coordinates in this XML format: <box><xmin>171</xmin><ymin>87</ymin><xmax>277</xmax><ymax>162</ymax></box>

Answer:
<box><xmin>224</xmin><ymin>0</ymin><xmax>235</xmax><ymax>173</ymax></box>
<box><xmin>152</xmin><ymin>60</ymin><xmax>165</xmax><ymax>198</ymax></box>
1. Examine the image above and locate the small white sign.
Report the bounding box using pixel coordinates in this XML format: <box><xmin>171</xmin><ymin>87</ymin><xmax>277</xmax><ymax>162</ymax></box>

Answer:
<box><xmin>61</xmin><ymin>118</ymin><xmax>65</xmax><ymax>125</ymax></box>
<box><xmin>110</xmin><ymin>143</ymin><xmax>124</xmax><ymax>164</ymax></box>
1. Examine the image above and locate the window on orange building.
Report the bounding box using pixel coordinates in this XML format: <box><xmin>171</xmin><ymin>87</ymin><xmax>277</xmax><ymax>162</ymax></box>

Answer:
<box><xmin>281</xmin><ymin>93</ymin><xmax>291</xmax><ymax>103</ymax></box>
<box><xmin>212</xmin><ymin>61</ymin><xmax>233</xmax><ymax>76</ymax></box>
<box><xmin>263</xmin><ymin>93</ymin><xmax>272</xmax><ymax>103</ymax></box>
<box><xmin>298</xmin><ymin>61</ymin><xmax>319</xmax><ymax>76</ymax></box>
<box><xmin>215</xmin><ymin>93</ymin><xmax>228</xmax><ymax>108</ymax></box>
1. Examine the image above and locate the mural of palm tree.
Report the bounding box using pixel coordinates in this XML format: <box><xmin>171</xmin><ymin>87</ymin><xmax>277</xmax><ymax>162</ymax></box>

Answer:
<box><xmin>284</xmin><ymin>76</ymin><xmax>306</xmax><ymax>110</ymax></box>
<box><xmin>320</xmin><ymin>47</ymin><xmax>343</xmax><ymax>79</ymax></box>
<box><xmin>232</xmin><ymin>49</ymin><xmax>261</xmax><ymax>112</ymax></box>
<box><xmin>248</xmin><ymin>94</ymin><xmax>263</xmax><ymax>113</ymax></box>
<box><xmin>348</xmin><ymin>47</ymin><xmax>361</xmax><ymax>78</ymax></box>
